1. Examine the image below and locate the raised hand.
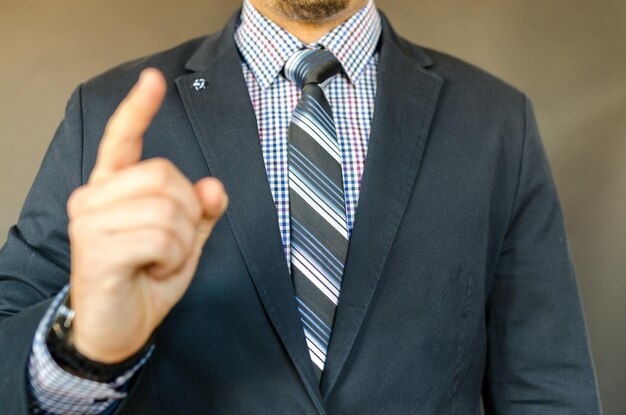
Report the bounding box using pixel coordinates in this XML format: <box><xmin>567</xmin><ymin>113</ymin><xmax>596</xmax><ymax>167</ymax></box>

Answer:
<box><xmin>66</xmin><ymin>68</ymin><xmax>228</xmax><ymax>363</ymax></box>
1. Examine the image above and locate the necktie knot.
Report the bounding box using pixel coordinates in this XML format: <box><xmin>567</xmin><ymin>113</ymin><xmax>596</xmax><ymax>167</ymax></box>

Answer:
<box><xmin>284</xmin><ymin>48</ymin><xmax>342</xmax><ymax>89</ymax></box>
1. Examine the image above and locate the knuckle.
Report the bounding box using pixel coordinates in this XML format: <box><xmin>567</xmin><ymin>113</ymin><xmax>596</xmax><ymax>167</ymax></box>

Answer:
<box><xmin>67</xmin><ymin>219</ymin><xmax>79</xmax><ymax>240</ymax></box>
<box><xmin>177</xmin><ymin>220</ymin><xmax>196</xmax><ymax>250</ymax></box>
<box><xmin>68</xmin><ymin>215</ymin><xmax>91</xmax><ymax>240</ymax></box>
<box><xmin>188</xmin><ymin>198</ymin><xmax>203</xmax><ymax>222</ymax></box>
<box><xmin>152</xmin><ymin>157</ymin><xmax>174</xmax><ymax>169</ymax></box>
<box><xmin>147</xmin><ymin>158</ymin><xmax>175</xmax><ymax>187</ymax></box>
<box><xmin>156</xmin><ymin>198</ymin><xmax>179</xmax><ymax>224</ymax></box>
<box><xmin>67</xmin><ymin>187</ymin><xmax>86</xmax><ymax>217</ymax></box>
<box><xmin>149</xmin><ymin>229</ymin><xmax>174</xmax><ymax>254</ymax></box>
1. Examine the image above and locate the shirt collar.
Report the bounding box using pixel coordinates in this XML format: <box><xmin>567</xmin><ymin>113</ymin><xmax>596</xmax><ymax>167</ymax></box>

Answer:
<box><xmin>234</xmin><ymin>0</ymin><xmax>382</xmax><ymax>90</ymax></box>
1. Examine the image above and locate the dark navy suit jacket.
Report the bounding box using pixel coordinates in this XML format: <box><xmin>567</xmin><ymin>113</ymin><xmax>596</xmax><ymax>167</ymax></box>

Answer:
<box><xmin>0</xmin><ymin>10</ymin><xmax>600</xmax><ymax>414</ymax></box>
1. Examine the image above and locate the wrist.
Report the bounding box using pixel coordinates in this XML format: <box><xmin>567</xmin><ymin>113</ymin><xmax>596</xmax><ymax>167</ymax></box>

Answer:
<box><xmin>70</xmin><ymin>280</ymin><xmax>154</xmax><ymax>363</ymax></box>
<box><xmin>46</xmin><ymin>291</ymin><xmax>155</xmax><ymax>383</ymax></box>
<box><xmin>73</xmin><ymin>325</ymin><xmax>151</xmax><ymax>364</ymax></box>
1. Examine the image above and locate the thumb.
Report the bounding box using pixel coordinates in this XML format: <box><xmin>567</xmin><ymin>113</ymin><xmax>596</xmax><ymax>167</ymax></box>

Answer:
<box><xmin>90</xmin><ymin>68</ymin><xmax>166</xmax><ymax>183</ymax></box>
<box><xmin>193</xmin><ymin>177</ymin><xmax>228</xmax><ymax>247</ymax></box>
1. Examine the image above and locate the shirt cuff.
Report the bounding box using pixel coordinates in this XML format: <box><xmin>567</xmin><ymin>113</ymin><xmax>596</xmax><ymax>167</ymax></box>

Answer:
<box><xmin>28</xmin><ymin>285</ymin><xmax>153</xmax><ymax>415</ymax></box>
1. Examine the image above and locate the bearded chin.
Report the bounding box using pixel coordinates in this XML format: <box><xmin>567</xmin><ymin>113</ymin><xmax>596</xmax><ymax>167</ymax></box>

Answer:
<box><xmin>270</xmin><ymin>0</ymin><xmax>352</xmax><ymax>23</ymax></box>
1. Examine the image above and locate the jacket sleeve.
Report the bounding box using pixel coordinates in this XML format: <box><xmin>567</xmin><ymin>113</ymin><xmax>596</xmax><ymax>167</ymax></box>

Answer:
<box><xmin>0</xmin><ymin>86</ymin><xmax>143</xmax><ymax>414</ymax></box>
<box><xmin>482</xmin><ymin>96</ymin><xmax>601</xmax><ymax>414</ymax></box>
<box><xmin>0</xmin><ymin>86</ymin><xmax>84</xmax><ymax>414</ymax></box>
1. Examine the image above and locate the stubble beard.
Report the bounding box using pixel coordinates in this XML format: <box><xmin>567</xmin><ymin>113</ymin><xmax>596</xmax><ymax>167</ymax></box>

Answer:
<box><xmin>269</xmin><ymin>0</ymin><xmax>352</xmax><ymax>23</ymax></box>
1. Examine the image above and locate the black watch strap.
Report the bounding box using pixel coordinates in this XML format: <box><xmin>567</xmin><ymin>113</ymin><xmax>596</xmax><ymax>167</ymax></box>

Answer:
<box><xmin>45</xmin><ymin>294</ymin><xmax>155</xmax><ymax>383</ymax></box>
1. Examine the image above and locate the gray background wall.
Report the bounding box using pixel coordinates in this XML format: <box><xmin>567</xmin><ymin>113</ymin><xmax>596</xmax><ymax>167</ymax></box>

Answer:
<box><xmin>1</xmin><ymin>0</ymin><xmax>624</xmax><ymax>412</ymax></box>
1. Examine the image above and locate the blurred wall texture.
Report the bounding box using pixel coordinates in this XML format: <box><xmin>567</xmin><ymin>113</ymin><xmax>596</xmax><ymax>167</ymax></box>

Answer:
<box><xmin>1</xmin><ymin>0</ymin><xmax>624</xmax><ymax>412</ymax></box>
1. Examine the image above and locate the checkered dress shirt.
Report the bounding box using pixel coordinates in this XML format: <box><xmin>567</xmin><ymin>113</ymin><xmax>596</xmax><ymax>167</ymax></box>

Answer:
<box><xmin>28</xmin><ymin>1</ymin><xmax>381</xmax><ymax>413</ymax></box>
<box><xmin>235</xmin><ymin>0</ymin><xmax>381</xmax><ymax>265</ymax></box>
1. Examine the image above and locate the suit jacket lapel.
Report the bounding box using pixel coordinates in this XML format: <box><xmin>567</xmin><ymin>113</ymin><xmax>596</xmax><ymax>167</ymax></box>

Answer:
<box><xmin>175</xmin><ymin>13</ymin><xmax>325</xmax><ymax>412</ymax></box>
<box><xmin>320</xmin><ymin>14</ymin><xmax>444</xmax><ymax>398</ymax></box>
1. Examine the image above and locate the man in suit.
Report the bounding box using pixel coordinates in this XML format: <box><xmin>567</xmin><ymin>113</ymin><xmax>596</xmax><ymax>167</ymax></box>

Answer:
<box><xmin>0</xmin><ymin>0</ymin><xmax>601</xmax><ymax>413</ymax></box>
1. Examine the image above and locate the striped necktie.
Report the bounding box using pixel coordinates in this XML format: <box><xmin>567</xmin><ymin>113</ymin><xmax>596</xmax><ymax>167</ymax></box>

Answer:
<box><xmin>284</xmin><ymin>48</ymin><xmax>347</xmax><ymax>381</ymax></box>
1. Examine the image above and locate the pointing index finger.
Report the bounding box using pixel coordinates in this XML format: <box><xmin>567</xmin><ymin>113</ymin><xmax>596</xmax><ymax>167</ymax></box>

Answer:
<box><xmin>90</xmin><ymin>68</ymin><xmax>167</xmax><ymax>183</ymax></box>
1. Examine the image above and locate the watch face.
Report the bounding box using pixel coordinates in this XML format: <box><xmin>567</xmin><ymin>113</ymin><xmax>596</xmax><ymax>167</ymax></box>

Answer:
<box><xmin>57</xmin><ymin>303</ymin><xmax>75</xmax><ymax>329</ymax></box>
<box><xmin>49</xmin><ymin>294</ymin><xmax>75</xmax><ymax>345</ymax></box>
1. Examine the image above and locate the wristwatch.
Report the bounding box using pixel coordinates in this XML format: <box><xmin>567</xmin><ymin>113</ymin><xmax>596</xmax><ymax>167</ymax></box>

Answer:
<box><xmin>45</xmin><ymin>293</ymin><xmax>155</xmax><ymax>383</ymax></box>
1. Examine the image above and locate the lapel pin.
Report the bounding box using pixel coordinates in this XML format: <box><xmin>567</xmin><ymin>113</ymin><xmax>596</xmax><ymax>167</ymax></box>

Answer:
<box><xmin>192</xmin><ymin>78</ymin><xmax>206</xmax><ymax>91</ymax></box>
